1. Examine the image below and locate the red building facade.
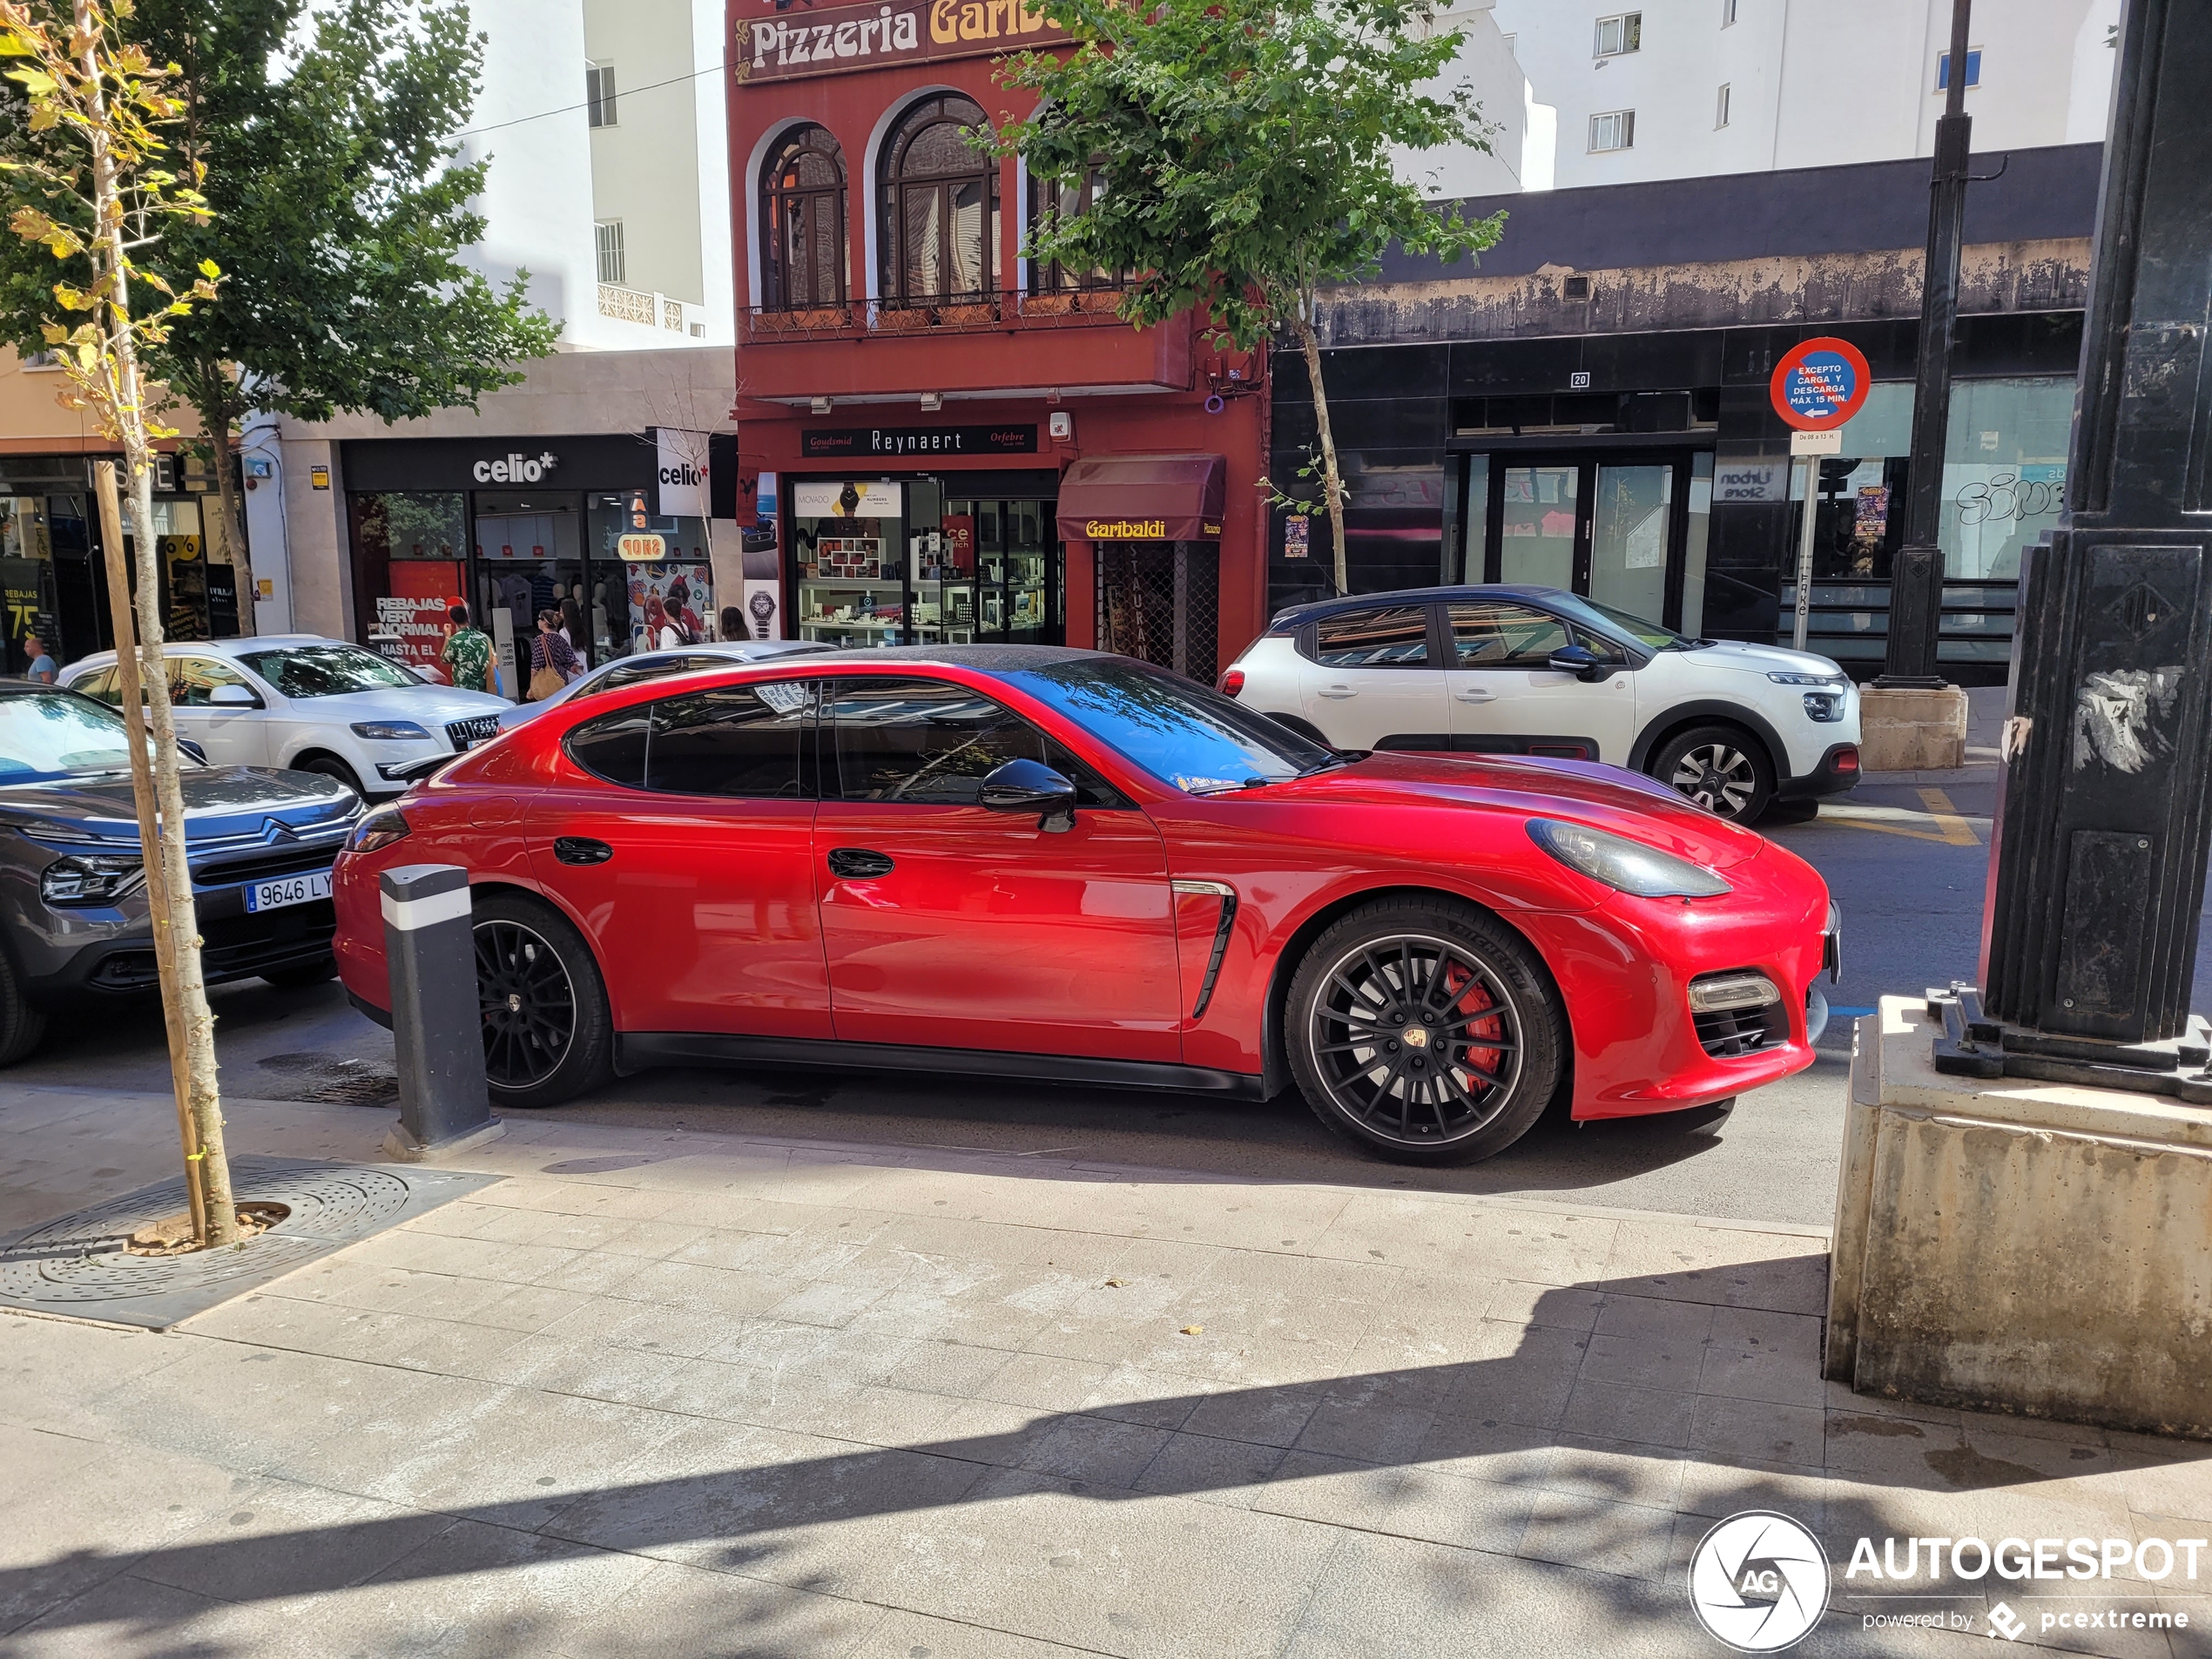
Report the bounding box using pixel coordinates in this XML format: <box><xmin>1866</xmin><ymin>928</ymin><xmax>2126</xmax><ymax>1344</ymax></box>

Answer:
<box><xmin>726</xmin><ymin>0</ymin><xmax>1268</xmax><ymax>678</ymax></box>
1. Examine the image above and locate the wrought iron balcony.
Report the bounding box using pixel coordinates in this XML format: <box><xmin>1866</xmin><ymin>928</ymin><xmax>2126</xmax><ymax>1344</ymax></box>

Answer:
<box><xmin>743</xmin><ymin>287</ymin><xmax>1132</xmax><ymax>343</ymax></box>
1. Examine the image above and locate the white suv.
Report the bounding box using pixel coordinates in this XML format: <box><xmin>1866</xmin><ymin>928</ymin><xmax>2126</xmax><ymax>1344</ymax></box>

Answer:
<box><xmin>1221</xmin><ymin>586</ymin><xmax>1861</xmax><ymax>823</ymax></box>
<box><xmin>62</xmin><ymin>636</ymin><xmax>512</xmax><ymax>800</ymax></box>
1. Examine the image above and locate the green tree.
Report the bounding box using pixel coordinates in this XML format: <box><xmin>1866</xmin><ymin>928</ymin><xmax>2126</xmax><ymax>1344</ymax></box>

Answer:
<box><xmin>997</xmin><ymin>0</ymin><xmax>1504</xmax><ymax>594</ymax></box>
<box><xmin>0</xmin><ymin>0</ymin><xmax>559</xmax><ymax>615</ymax></box>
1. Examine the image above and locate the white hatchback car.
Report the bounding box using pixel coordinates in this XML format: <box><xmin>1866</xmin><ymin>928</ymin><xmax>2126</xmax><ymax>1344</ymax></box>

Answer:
<box><xmin>62</xmin><ymin>636</ymin><xmax>512</xmax><ymax>800</ymax></box>
<box><xmin>1221</xmin><ymin>585</ymin><xmax>1861</xmax><ymax>823</ymax></box>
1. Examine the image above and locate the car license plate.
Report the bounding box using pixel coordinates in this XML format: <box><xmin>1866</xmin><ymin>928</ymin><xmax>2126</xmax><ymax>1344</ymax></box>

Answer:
<box><xmin>245</xmin><ymin>871</ymin><xmax>334</xmax><ymax>913</ymax></box>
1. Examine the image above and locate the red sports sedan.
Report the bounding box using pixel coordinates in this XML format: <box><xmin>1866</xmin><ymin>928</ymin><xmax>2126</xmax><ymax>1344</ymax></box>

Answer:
<box><xmin>334</xmin><ymin>646</ymin><xmax>1836</xmax><ymax>1165</ymax></box>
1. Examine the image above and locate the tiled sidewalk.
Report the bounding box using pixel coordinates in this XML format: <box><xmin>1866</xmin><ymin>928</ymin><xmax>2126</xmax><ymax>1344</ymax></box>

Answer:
<box><xmin>0</xmin><ymin>1086</ymin><xmax>2207</xmax><ymax>1657</ymax></box>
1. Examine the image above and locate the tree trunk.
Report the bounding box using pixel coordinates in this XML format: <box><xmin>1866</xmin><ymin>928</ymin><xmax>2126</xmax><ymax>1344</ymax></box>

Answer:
<box><xmin>199</xmin><ymin>374</ymin><xmax>255</xmax><ymax>637</ymax></box>
<box><xmin>1293</xmin><ymin>304</ymin><xmax>1348</xmax><ymax>596</ymax></box>
<box><xmin>78</xmin><ymin>0</ymin><xmax>237</xmax><ymax>1246</ymax></box>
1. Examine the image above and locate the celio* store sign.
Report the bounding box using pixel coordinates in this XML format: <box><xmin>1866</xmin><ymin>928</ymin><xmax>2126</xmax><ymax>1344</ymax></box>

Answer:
<box><xmin>736</xmin><ymin>0</ymin><xmax>1069</xmax><ymax>80</ymax></box>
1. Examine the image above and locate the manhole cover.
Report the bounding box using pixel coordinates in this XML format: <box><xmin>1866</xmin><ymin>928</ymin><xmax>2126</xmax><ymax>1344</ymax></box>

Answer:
<box><xmin>0</xmin><ymin>1157</ymin><xmax>500</xmax><ymax>1330</ymax></box>
<box><xmin>257</xmin><ymin>1053</ymin><xmax>399</xmax><ymax>1106</ymax></box>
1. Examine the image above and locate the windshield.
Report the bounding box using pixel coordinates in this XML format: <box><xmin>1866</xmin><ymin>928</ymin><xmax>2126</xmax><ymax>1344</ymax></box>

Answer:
<box><xmin>236</xmin><ymin>644</ymin><xmax>416</xmax><ymax>698</ymax></box>
<box><xmin>1003</xmin><ymin>658</ymin><xmax>1332</xmax><ymax>793</ymax></box>
<box><xmin>0</xmin><ymin>694</ymin><xmax>137</xmax><ymax>783</ymax></box>
<box><xmin>1543</xmin><ymin>592</ymin><xmax>1699</xmax><ymax>651</ymax></box>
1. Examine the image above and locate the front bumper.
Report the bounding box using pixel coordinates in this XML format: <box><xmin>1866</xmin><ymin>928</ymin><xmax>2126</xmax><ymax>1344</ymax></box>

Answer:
<box><xmin>1777</xmin><ymin>742</ymin><xmax>1862</xmax><ymax>800</ymax></box>
<box><xmin>23</xmin><ymin>899</ymin><xmax>336</xmax><ymax>1001</ymax></box>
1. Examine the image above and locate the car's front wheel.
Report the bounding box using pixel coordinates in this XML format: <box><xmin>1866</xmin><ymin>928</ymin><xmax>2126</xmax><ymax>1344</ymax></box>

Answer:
<box><xmin>1285</xmin><ymin>898</ymin><xmax>1564</xmax><ymax>1165</ymax></box>
<box><xmin>472</xmin><ymin>893</ymin><xmax>612</xmax><ymax>1109</ymax></box>
<box><xmin>1650</xmin><ymin>724</ymin><xmax>1774</xmax><ymax>823</ymax></box>
<box><xmin>0</xmin><ymin>952</ymin><xmax>47</xmax><ymax>1069</ymax></box>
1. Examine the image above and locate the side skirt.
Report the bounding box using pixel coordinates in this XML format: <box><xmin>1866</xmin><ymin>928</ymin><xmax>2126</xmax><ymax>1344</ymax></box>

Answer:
<box><xmin>616</xmin><ymin>1032</ymin><xmax>1270</xmax><ymax>1100</ymax></box>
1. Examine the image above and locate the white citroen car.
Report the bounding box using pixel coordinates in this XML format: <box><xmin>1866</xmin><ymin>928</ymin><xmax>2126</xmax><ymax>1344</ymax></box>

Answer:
<box><xmin>62</xmin><ymin>636</ymin><xmax>511</xmax><ymax>800</ymax></box>
<box><xmin>1220</xmin><ymin>585</ymin><xmax>1861</xmax><ymax>824</ymax></box>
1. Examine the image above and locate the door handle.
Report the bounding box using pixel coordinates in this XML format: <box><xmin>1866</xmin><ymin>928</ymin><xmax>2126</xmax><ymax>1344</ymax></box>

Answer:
<box><xmin>827</xmin><ymin>846</ymin><xmax>895</xmax><ymax>880</ymax></box>
<box><xmin>553</xmin><ymin>836</ymin><xmax>612</xmax><ymax>866</ymax></box>
<box><xmin>1453</xmin><ymin>689</ymin><xmax>1498</xmax><ymax>704</ymax></box>
<box><xmin>1318</xmin><ymin>685</ymin><xmax>1357</xmax><ymax>698</ymax></box>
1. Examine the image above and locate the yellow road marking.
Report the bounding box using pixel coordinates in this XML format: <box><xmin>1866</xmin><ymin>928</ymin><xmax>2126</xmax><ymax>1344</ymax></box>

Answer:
<box><xmin>1821</xmin><ymin>787</ymin><xmax>1982</xmax><ymax>846</ymax></box>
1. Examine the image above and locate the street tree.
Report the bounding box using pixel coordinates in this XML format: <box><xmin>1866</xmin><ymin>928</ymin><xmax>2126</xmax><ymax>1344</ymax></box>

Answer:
<box><xmin>0</xmin><ymin>0</ymin><xmax>238</xmax><ymax>1243</ymax></box>
<box><xmin>0</xmin><ymin>0</ymin><xmax>561</xmax><ymax>617</ymax></box>
<box><xmin>995</xmin><ymin>0</ymin><xmax>1504</xmax><ymax>594</ymax></box>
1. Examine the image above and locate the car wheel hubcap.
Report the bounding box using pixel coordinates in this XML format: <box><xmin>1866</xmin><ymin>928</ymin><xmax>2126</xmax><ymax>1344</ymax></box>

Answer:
<box><xmin>1306</xmin><ymin>934</ymin><xmax>1523</xmax><ymax>1145</ymax></box>
<box><xmin>1669</xmin><ymin>744</ymin><xmax>1757</xmax><ymax>817</ymax></box>
<box><xmin>475</xmin><ymin>919</ymin><xmax>575</xmax><ymax>1089</ymax></box>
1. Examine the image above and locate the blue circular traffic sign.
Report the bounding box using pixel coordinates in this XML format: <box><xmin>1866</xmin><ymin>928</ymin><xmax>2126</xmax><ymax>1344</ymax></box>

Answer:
<box><xmin>1770</xmin><ymin>337</ymin><xmax>1872</xmax><ymax>430</ymax></box>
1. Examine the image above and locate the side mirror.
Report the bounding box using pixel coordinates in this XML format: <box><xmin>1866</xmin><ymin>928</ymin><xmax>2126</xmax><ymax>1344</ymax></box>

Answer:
<box><xmin>1547</xmin><ymin>644</ymin><xmax>1607</xmax><ymax>683</ymax></box>
<box><xmin>210</xmin><ymin>683</ymin><xmax>259</xmax><ymax>706</ymax></box>
<box><xmin>980</xmin><ymin>757</ymin><xmax>1077</xmax><ymax>833</ymax></box>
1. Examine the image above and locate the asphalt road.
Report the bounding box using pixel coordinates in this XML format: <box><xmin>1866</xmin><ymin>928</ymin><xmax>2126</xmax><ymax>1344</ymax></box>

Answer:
<box><xmin>12</xmin><ymin>765</ymin><xmax>2206</xmax><ymax>1232</ymax></box>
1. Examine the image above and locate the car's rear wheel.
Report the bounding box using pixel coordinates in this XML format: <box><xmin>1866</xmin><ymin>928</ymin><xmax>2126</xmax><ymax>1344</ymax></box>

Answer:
<box><xmin>1651</xmin><ymin>724</ymin><xmax>1774</xmax><ymax>823</ymax></box>
<box><xmin>260</xmin><ymin>954</ymin><xmax>339</xmax><ymax>990</ymax></box>
<box><xmin>472</xmin><ymin>894</ymin><xmax>611</xmax><ymax>1109</ymax></box>
<box><xmin>0</xmin><ymin>952</ymin><xmax>47</xmax><ymax>1069</ymax></box>
<box><xmin>1286</xmin><ymin>898</ymin><xmax>1563</xmax><ymax>1165</ymax></box>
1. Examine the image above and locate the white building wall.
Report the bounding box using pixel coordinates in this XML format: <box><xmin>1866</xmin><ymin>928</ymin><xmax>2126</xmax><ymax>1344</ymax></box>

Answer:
<box><xmin>1481</xmin><ymin>0</ymin><xmax>2117</xmax><ymax>194</ymax></box>
<box><xmin>1398</xmin><ymin>1</ymin><xmax>1529</xmax><ymax>199</ymax></box>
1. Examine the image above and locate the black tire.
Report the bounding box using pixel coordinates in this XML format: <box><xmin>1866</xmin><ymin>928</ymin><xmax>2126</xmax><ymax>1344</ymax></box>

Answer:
<box><xmin>1649</xmin><ymin>724</ymin><xmax>1775</xmax><ymax>824</ymax></box>
<box><xmin>1285</xmin><ymin>897</ymin><xmax>1564</xmax><ymax>1165</ymax></box>
<box><xmin>472</xmin><ymin>892</ymin><xmax>612</xmax><ymax>1109</ymax></box>
<box><xmin>260</xmin><ymin>955</ymin><xmax>340</xmax><ymax>990</ymax></box>
<box><xmin>295</xmin><ymin>753</ymin><xmax>366</xmax><ymax>797</ymax></box>
<box><xmin>0</xmin><ymin>952</ymin><xmax>46</xmax><ymax>1069</ymax></box>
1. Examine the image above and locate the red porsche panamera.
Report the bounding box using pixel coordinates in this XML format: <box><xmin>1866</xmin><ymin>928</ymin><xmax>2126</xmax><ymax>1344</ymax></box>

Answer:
<box><xmin>334</xmin><ymin>646</ymin><xmax>1837</xmax><ymax>1164</ymax></box>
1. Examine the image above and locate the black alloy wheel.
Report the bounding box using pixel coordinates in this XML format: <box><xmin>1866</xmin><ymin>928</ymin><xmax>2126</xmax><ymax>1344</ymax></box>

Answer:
<box><xmin>469</xmin><ymin>894</ymin><xmax>612</xmax><ymax>1109</ymax></box>
<box><xmin>1287</xmin><ymin>898</ymin><xmax>1562</xmax><ymax>1165</ymax></box>
<box><xmin>1652</xmin><ymin>724</ymin><xmax>1774</xmax><ymax>824</ymax></box>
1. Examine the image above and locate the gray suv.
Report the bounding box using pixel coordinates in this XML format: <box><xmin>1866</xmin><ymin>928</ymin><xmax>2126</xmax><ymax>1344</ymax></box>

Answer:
<box><xmin>0</xmin><ymin>682</ymin><xmax>361</xmax><ymax>1067</ymax></box>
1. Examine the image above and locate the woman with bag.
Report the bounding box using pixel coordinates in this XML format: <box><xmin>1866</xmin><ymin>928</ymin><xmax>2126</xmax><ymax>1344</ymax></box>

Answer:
<box><xmin>528</xmin><ymin>609</ymin><xmax>582</xmax><ymax>700</ymax></box>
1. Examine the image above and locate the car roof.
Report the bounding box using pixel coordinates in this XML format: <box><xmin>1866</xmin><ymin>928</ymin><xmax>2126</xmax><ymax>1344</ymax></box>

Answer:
<box><xmin>1268</xmin><ymin>584</ymin><xmax>1585</xmax><ymax>631</ymax></box>
<box><xmin>63</xmin><ymin>634</ymin><xmax>341</xmax><ymax>671</ymax></box>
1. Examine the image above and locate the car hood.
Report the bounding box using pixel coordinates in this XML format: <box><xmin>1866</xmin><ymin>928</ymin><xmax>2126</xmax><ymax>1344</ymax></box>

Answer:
<box><xmin>1677</xmin><ymin>640</ymin><xmax>1847</xmax><ymax>679</ymax></box>
<box><xmin>285</xmin><ymin>685</ymin><xmax>511</xmax><ymax>725</ymax></box>
<box><xmin>0</xmin><ymin>765</ymin><xmax>358</xmax><ymax>847</ymax></box>
<box><xmin>1270</xmin><ymin>752</ymin><xmax>1768</xmax><ymax>870</ymax></box>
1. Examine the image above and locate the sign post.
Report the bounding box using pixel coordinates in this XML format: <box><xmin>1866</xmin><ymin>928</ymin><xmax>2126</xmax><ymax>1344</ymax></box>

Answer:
<box><xmin>1770</xmin><ymin>339</ymin><xmax>1871</xmax><ymax>654</ymax></box>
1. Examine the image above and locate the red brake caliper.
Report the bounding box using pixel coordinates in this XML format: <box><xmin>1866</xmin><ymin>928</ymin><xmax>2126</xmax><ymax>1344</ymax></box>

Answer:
<box><xmin>1445</xmin><ymin>966</ymin><xmax>1504</xmax><ymax>1082</ymax></box>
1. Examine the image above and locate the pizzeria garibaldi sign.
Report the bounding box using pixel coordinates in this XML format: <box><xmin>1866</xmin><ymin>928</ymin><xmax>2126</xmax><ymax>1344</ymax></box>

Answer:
<box><xmin>736</xmin><ymin>0</ymin><xmax>1068</xmax><ymax>80</ymax></box>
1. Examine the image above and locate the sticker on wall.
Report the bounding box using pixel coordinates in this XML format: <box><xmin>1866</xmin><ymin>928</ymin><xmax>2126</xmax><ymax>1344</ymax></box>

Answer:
<box><xmin>1284</xmin><ymin>515</ymin><xmax>1310</xmax><ymax>559</ymax></box>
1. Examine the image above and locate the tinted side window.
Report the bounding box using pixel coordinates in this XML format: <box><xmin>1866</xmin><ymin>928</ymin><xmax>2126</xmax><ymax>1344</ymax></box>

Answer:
<box><xmin>169</xmin><ymin>657</ymin><xmax>253</xmax><ymax>706</ymax></box>
<box><xmin>1449</xmin><ymin>603</ymin><xmax>1571</xmax><ymax>668</ymax></box>
<box><xmin>1313</xmin><ymin>606</ymin><xmax>1433</xmax><ymax>668</ymax></box>
<box><xmin>565</xmin><ymin>705</ymin><xmax>651</xmax><ymax>789</ymax></box>
<box><xmin>826</xmin><ymin>678</ymin><xmax>1121</xmax><ymax>806</ymax></box>
<box><xmin>72</xmin><ymin>667</ymin><xmax>119</xmax><ymax>705</ymax></box>
<box><xmin>647</xmin><ymin>684</ymin><xmax>809</xmax><ymax>798</ymax></box>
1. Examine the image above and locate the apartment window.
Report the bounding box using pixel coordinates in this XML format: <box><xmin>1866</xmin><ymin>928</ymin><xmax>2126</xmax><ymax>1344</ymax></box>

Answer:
<box><xmin>1721</xmin><ymin>0</ymin><xmax>1737</xmax><ymax>24</ymax></box>
<box><xmin>585</xmin><ymin>62</ymin><xmax>616</xmax><ymax>128</ymax></box>
<box><xmin>1594</xmin><ymin>12</ymin><xmax>1641</xmax><ymax>56</ymax></box>
<box><xmin>1716</xmin><ymin>83</ymin><xmax>1731</xmax><ymax>127</ymax></box>
<box><xmin>1588</xmin><ymin>110</ymin><xmax>1635</xmax><ymax>152</ymax></box>
<box><xmin>595</xmin><ymin>219</ymin><xmax>625</xmax><ymax>286</ymax></box>
<box><xmin>1935</xmin><ymin>49</ymin><xmax>1982</xmax><ymax>91</ymax></box>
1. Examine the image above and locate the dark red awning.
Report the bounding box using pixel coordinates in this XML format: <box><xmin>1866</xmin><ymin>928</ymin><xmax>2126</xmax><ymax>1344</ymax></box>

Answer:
<box><xmin>1055</xmin><ymin>454</ymin><xmax>1226</xmax><ymax>542</ymax></box>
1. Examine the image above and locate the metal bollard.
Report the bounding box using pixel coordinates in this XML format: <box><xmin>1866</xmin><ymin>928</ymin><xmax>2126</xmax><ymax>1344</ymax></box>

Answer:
<box><xmin>378</xmin><ymin>863</ymin><xmax>504</xmax><ymax>1162</ymax></box>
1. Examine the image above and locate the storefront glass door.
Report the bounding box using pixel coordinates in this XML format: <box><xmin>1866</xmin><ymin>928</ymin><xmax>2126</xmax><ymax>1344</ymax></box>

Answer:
<box><xmin>1465</xmin><ymin>451</ymin><xmax>1710</xmax><ymax>636</ymax></box>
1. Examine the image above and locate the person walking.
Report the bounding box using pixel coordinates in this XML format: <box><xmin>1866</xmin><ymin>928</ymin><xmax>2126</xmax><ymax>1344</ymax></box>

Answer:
<box><xmin>440</xmin><ymin>604</ymin><xmax>494</xmax><ymax>693</ymax></box>
<box><xmin>528</xmin><ymin>609</ymin><xmax>581</xmax><ymax>700</ymax></box>
<box><xmin>20</xmin><ymin>631</ymin><xmax>56</xmax><ymax>684</ymax></box>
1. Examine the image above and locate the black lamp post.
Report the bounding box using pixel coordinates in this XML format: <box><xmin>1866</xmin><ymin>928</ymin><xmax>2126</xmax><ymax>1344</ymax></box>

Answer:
<box><xmin>1932</xmin><ymin>0</ymin><xmax>2212</xmax><ymax>1096</ymax></box>
<box><xmin>1876</xmin><ymin>0</ymin><xmax>1973</xmax><ymax>690</ymax></box>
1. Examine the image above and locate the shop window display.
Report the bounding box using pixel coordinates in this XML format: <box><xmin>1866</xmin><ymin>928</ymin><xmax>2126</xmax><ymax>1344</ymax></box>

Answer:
<box><xmin>354</xmin><ymin>491</ymin><xmax>469</xmax><ymax>681</ymax></box>
<box><xmin>587</xmin><ymin>491</ymin><xmax>715</xmax><ymax>656</ymax></box>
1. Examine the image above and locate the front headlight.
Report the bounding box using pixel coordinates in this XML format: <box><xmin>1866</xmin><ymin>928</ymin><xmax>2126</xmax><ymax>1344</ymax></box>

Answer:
<box><xmin>40</xmin><ymin>854</ymin><xmax>147</xmax><ymax>906</ymax></box>
<box><xmin>1527</xmin><ymin>818</ymin><xmax>1732</xmax><ymax>899</ymax></box>
<box><xmin>351</xmin><ymin>721</ymin><xmax>433</xmax><ymax>741</ymax></box>
<box><xmin>1767</xmin><ymin>671</ymin><xmax>1844</xmax><ymax>687</ymax></box>
<box><xmin>347</xmin><ymin>806</ymin><xmax>410</xmax><ymax>854</ymax></box>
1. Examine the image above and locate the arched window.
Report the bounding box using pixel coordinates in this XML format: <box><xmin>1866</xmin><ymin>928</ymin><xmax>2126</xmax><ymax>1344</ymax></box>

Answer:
<box><xmin>880</xmin><ymin>95</ymin><xmax>998</xmax><ymax>307</ymax></box>
<box><xmin>761</xmin><ymin>124</ymin><xmax>847</xmax><ymax>310</ymax></box>
<box><xmin>1028</xmin><ymin>158</ymin><xmax>1119</xmax><ymax>293</ymax></box>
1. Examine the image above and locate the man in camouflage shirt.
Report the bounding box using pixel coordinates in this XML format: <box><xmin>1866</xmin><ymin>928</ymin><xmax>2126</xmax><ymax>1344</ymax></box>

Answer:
<box><xmin>441</xmin><ymin>604</ymin><xmax>494</xmax><ymax>693</ymax></box>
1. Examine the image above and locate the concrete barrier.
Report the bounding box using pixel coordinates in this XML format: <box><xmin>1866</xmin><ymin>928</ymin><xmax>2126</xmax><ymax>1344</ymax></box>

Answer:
<box><xmin>1858</xmin><ymin>685</ymin><xmax>1969</xmax><ymax>770</ymax></box>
